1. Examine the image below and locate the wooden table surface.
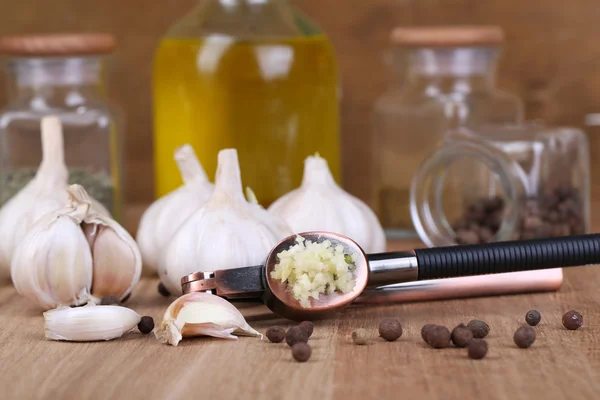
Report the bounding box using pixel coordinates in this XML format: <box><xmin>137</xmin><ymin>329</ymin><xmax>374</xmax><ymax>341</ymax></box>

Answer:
<box><xmin>1</xmin><ymin>208</ymin><xmax>600</xmax><ymax>400</ymax></box>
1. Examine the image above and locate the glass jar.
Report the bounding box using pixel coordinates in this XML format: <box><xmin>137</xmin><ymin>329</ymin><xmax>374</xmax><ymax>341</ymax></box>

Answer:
<box><xmin>372</xmin><ymin>26</ymin><xmax>523</xmax><ymax>238</ymax></box>
<box><xmin>153</xmin><ymin>0</ymin><xmax>340</xmax><ymax>206</ymax></box>
<box><xmin>0</xmin><ymin>34</ymin><xmax>123</xmax><ymax>221</ymax></box>
<box><xmin>410</xmin><ymin>123</ymin><xmax>590</xmax><ymax>247</ymax></box>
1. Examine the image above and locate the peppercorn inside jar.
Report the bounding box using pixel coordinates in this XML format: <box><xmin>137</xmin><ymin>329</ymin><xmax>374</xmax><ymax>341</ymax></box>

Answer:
<box><xmin>0</xmin><ymin>34</ymin><xmax>124</xmax><ymax>221</ymax></box>
<box><xmin>410</xmin><ymin>123</ymin><xmax>590</xmax><ymax>247</ymax></box>
<box><xmin>372</xmin><ymin>25</ymin><xmax>524</xmax><ymax>239</ymax></box>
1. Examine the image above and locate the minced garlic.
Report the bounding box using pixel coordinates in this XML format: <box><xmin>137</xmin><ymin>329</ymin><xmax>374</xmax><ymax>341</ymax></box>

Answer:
<box><xmin>270</xmin><ymin>235</ymin><xmax>357</xmax><ymax>308</ymax></box>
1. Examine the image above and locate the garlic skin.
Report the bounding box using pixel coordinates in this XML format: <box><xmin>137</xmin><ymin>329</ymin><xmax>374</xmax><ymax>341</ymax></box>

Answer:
<box><xmin>44</xmin><ymin>304</ymin><xmax>141</xmax><ymax>342</ymax></box>
<box><xmin>155</xmin><ymin>292</ymin><xmax>261</xmax><ymax>346</ymax></box>
<box><xmin>159</xmin><ymin>149</ymin><xmax>292</xmax><ymax>295</ymax></box>
<box><xmin>11</xmin><ymin>184</ymin><xmax>142</xmax><ymax>310</ymax></box>
<box><xmin>0</xmin><ymin>116</ymin><xmax>110</xmax><ymax>283</ymax></box>
<box><xmin>268</xmin><ymin>154</ymin><xmax>386</xmax><ymax>253</ymax></box>
<box><xmin>136</xmin><ymin>144</ymin><xmax>214</xmax><ymax>275</ymax></box>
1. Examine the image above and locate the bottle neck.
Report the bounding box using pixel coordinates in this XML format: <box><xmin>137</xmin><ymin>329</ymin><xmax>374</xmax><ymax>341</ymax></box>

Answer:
<box><xmin>401</xmin><ymin>47</ymin><xmax>499</xmax><ymax>94</ymax></box>
<box><xmin>4</xmin><ymin>56</ymin><xmax>108</xmax><ymax>108</ymax></box>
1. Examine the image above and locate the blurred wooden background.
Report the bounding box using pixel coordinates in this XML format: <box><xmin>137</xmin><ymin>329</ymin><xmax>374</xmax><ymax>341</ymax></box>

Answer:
<box><xmin>1</xmin><ymin>0</ymin><xmax>600</xmax><ymax>207</ymax></box>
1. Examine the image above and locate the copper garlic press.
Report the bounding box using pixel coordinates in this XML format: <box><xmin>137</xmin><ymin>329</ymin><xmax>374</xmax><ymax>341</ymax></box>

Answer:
<box><xmin>181</xmin><ymin>231</ymin><xmax>600</xmax><ymax>320</ymax></box>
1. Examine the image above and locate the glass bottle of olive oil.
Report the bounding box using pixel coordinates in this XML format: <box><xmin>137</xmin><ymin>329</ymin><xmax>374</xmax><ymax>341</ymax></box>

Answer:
<box><xmin>153</xmin><ymin>0</ymin><xmax>340</xmax><ymax>206</ymax></box>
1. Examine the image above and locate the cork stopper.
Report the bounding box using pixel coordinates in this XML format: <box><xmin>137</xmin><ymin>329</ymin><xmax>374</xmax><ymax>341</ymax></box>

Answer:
<box><xmin>0</xmin><ymin>34</ymin><xmax>116</xmax><ymax>56</ymax></box>
<box><xmin>390</xmin><ymin>26</ymin><xmax>504</xmax><ymax>47</ymax></box>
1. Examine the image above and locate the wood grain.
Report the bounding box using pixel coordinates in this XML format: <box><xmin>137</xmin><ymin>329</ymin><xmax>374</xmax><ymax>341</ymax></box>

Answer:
<box><xmin>1</xmin><ymin>240</ymin><xmax>600</xmax><ymax>399</ymax></box>
<box><xmin>2</xmin><ymin>0</ymin><xmax>600</xmax><ymax>206</ymax></box>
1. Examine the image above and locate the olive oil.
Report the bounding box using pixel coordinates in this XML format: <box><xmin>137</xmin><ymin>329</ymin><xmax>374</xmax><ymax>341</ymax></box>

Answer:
<box><xmin>152</xmin><ymin>35</ymin><xmax>340</xmax><ymax>205</ymax></box>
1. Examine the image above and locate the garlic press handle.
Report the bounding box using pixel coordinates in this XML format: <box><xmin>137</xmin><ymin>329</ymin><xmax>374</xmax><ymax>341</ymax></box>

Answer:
<box><xmin>181</xmin><ymin>265</ymin><xmax>267</xmax><ymax>298</ymax></box>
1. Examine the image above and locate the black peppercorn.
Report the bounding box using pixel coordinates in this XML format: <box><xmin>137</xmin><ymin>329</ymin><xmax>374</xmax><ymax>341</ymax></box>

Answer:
<box><xmin>513</xmin><ymin>326</ymin><xmax>536</xmax><ymax>348</ymax></box>
<box><xmin>266</xmin><ymin>326</ymin><xmax>286</xmax><ymax>343</ymax></box>
<box><xmin>421</xmin><ymin>324</ymin><xmax>436</xmax><ymax>342</ymax></box>
<box><xmin>562</xmin><ymin>310</ymin><xmax>583</xmax><ymax>330</ymax></box>
<box><xmin>425</xmin><ymin>325</ymin><xmax>451</xmax><ymax>349</ymax></box>
<box><xmin>467</xmin><ymin>339</ymin><xmax>488</xmax><ymax>359</ymax></box>
<box><xmin>299</xmin><ymin>321</ymin><xmax>314</xmax><ymax>338</ymax></box>
<box><xmin>285</xmin><ymin>326</ymin><xmax>308</xmax><ymax>347</ymax></box>
<box><xmin>291</xmin><ymin>342</ymin><xmax>312</xmax><ymax>362</ymax></box>
<box><xmin>158</xmin><ymin>282</ymin><xmax>170</xmax><ymax>297</ymax></box>
<box><xmin>467</xmin><ymin>319</ymin><xmax>490</xmax><ymax>338</ymax></box>
<box><xmin>100</xmin><ymin>295</ymin><xmax>120</xmax><ymax>305</ymax></box>
<box><xmin>451</xmin><ymin>323</ymin><xmax>473</xmax><ymax>348</ymax></box>
<box><xmin>525</xmin><ymin>310</ymin><xmax>541</xmax><ymax>326</ymax></box>
<box><xmin>138</xmin><ymin>316</ymin><xmax>155</xmax><ymax>334</ymax></box>
<box><xmin>378</xmin><ymin>318</ymin><xmax>402</xmax><ymax>342</ymax></box>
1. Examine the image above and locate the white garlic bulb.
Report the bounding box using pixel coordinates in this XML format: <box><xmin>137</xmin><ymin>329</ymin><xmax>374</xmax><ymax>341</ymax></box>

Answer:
<box><xmin>11</xmin><ymin>184</ymin><xmax>142</xmax><ymax>310</ymax></box>
<box><xmin>155</xmin><ymin>292</ymin><xmax>261</xmax><ymax>346</ymax></box>
<box><xmin>0</xmin><ymin>116</ymin><xmax>110</xmax><ymax>283</ymax></box>
<box><xmin>136</xmin><ymin>144</ymin><xmax>214</xmax><ymax>275</ymax></box>
<box><xmin>44</xmin><ymin>304</ymin><xmax>141</xmax><ymax>342</ymax></box>
<box><xmin>159</xmin><ymin>149</ymin><xmax>292</xmax><ymax>295</ymax></box>
<box><xmin>268</xmin><ymin>154</ymin><xmax>386</xmax><ymax>253</ymax></box>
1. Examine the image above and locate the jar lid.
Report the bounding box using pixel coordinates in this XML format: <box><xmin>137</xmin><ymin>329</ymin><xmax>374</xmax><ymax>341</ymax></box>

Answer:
<box><xmin>0</xmin><ymin>34</ymin><xmax>116</xmax><ymax>56</ymax></box>
<box><xmin>390</xmin><ymin>26</ymin><xmax>504</xmax><ymax>47</ymax></box>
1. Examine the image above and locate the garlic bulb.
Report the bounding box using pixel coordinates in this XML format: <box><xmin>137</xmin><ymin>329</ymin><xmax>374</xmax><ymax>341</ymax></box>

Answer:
<box><xmin>44</xmin><ymin>304</ymin><xmax>141</xmax><ymax>342</ymax></box>
<box><xmin>0</xmin><ymin>116</ymin><xmax>110</xmax><ymax>283</ymax></box>
<box><xmin>155</xmin><ymin>292</ymin><xmax>261</xmax><ymax>346</ymax></box>
<box><xmin>11</xmin><ymin>184</ymin><xmax>142</xmax><ymax>310</ymax></box>
<box><xmin>136</xmin><ymin>144</ymin><xmax>214</xmax><ymax>274</ymax></box>
<box><xmin>159</xmin><ymin>149</ymin><xmax>292</xmax><ymax>295</ymax></box>
<box><xmin>268</xmin><ymin>154</ymin><xmax>386</xmax><ymax>253</ymax></box>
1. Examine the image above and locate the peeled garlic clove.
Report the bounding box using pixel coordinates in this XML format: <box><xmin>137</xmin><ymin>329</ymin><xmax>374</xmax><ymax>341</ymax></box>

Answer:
<box><xmin>159</xmin><ymin>149</ymin><xmax>292</xmax><ymax>295</ymax></box>
<box><xmin>155</xmin><ymin>292</ymin><xmax>261</xmax><ymax>346</ymax></box>
<box><xmin>11</xmin><ymin>208</ymin><xmax>93</xmax><ymax>310</ymax></box>
<box><xmin>44</xmin><ymin>304</ymin><xmax>141</xmax><ymax>342</ymax></box>
<box><xmin>136</xmin><ymin>144</ymin><xmax>214</xmax><ymax>275</ymax></box>
<box><xmin>268</xmin><ymin>154</ymin><xmax>386</xmax><ymax>253</ymax></box>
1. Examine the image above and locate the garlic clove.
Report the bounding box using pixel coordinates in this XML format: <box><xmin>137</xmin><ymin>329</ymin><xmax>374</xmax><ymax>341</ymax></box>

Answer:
<box><xmin>44</xmin><ymin>304</ymin><xmax>141</xmax><ymax>342</ymax></box>
<box><xmin>268</xmin><ymin>154</ymin><xmax>386</xmax><ymax>253</ymax></box>
<box><xmin>159</xmin><ymin>149</ymin><xmax>292</xmax><ymax>295</ymax></box>
<box><xmin>11</xmin><ymin>213</ymin><xmax>93</xmax><ymax>310</ymax></box>
<box><xmin>90</xmin><ymin>198</ymin><xmax>112</xmax><ymax>218</ymax></box>
<box><xmin>68</xmin><ymin>185</ymin><xmax>142</xmax><ymax>302</ymax></box>
<box><xmin>136</xmin><ymin>144</ymin><xmax>214</xmax><ymax>275</ymax></box>
<box><xmin>155</xmin><ymin>292</ymin><xmax>261</xmax><ymax>346</ymax></box>
<box><xmin>88</xmin><ymin>225</ymin><xmax>138</xmax><ymax>299</ymax></box>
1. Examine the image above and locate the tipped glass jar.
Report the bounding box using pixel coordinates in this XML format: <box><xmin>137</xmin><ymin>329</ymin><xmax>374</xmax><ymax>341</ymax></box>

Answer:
<box><xmin>0</xmin><ymin>34</ymin><xmax>123</xmax><ymax>221</ymax></box>
<box><xmin>372</xmin><ymin>26</ymin><xmax>523</xmax><ymax>238</ymax></box>
<box><xmin>410</xmin><ymin>123</ymin><xmax>590</xmax><ymax>247</ymax></box>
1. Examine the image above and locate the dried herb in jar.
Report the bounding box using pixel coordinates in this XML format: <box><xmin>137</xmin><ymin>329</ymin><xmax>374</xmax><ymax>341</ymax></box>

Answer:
<box><xmin>0</xmin><ymin>167</ymin><xmax>115</xmax><ymax>212</ymax></box>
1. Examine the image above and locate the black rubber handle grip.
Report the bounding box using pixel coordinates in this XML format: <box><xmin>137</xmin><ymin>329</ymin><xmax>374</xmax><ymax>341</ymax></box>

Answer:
<box><xmin>414</xmin><ymin>234</ymin><xmax>600</xmax><ymax>280</ymax></box>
